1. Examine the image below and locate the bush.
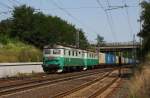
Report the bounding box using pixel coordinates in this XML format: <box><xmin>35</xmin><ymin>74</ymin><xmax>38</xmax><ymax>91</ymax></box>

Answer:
<box><xmin>0</xmin><ymin>34</ymin><xmax>10</xmax><ymax>44</ymax></box>
<box><xmin>0</xmin><ymin>37</ymin><xmax>42</xmax><ymax>62</ymax></box>
<box><xmin>18</xmin><ymin>48</ymin><xmax>42</xmax><ymax>62</ymax></box>
<box><xmin>129</xmin><ymin>54</ymin><xmax>150</xmax><ymax>98</ymax></box>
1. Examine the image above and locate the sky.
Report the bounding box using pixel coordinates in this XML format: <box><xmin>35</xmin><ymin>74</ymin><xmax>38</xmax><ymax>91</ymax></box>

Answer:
<box><xmin>0</xmin><ymin>0</ymin><xmax>141</xmax><ymax>43</ymax></box>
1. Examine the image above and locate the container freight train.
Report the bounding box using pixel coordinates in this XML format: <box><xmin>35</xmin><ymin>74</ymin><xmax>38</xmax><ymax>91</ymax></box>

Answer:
<box><xmin>42</xmin><ymin>45</ymin><xmax>135</xmax><ymax>73</ymax></box>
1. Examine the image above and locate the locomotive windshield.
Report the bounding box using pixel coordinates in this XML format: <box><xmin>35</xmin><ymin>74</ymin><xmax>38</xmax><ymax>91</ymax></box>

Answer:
<box><xmin>53</xmin><ymin>49</ymin><xmax>61</xmax><ymax>54</ymax></box>
<box><xmin>44</xmin><ymin>49</ymin><xmax>51</xmax><ymax>54</ymax></box>
<box><xmin>44</xmin><ymin>49</ymin><xmax>61</xmax><ymax>55</ymax></box>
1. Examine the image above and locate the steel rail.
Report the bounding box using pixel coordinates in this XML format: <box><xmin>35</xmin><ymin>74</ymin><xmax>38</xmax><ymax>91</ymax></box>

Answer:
<box><xmin>0</xmin><ymin>69</ymin><xmax>112</xmax><ymax>96</ymax></box>
<box><xmin>88</xmin><ymin>78</ymin><xmax>119</xmax><ymax>98</ymax></box>
<box><xmin>52</xmin><ymin>71</ymin><xmax>112</xmax><ymax>98</ymax></box>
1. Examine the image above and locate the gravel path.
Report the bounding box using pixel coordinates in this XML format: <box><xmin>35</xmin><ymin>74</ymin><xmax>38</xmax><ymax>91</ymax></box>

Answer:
<box><xmin>107</xmin><ymin>68</ymin><xmax>132</xmax><ymax>98</ymax></box>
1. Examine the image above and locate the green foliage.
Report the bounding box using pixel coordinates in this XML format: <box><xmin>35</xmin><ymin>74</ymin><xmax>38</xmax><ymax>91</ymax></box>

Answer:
<box><xmin>0</xmin><ymin>5</ymin><xmax>89</xmax><ymax>49</ymax></box>
<box><xmin>18</xmin><ymin>48</ymin><xmax>42</xmax><ymax>62</ymax></box>
<box><xmin>0</xmin><ymin>36</ymin><xmax>42</xmax><ymax>62</ymax></box>
<box><xmin>0</xmin><ymin>4</ymin><xmax>94</xmax><ymax>62</ymax></box>
<box><xmin>0</xmin><ymin>19</ymin><xmax>12</xmax><ymax>36</ymax></box>
<box><xmin>0</xmin><ymin>34</ymin><xmax>10</xmax><ymax>44</ymax></box>
<box><xmin>138</xmin><ymin>1</ymin><xmax>150</xmax><ymax>56</ymax></box>
<box><xmin>96</xmin><ymin>34</ymin><xmax>104</xmax><ymax>46</ymax></box>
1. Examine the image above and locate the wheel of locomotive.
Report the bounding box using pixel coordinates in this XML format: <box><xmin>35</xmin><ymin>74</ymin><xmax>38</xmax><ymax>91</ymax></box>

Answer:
<box><xmin>89</xmin><ymin>66</ymin><xmax>92</xmax><ymax>70</ymax></box>
<box><xmin>88</xmin><ymin>66</ymin><xmax>91</xmax><ymax>70</ymax></box>
<box><xmin>42</xmin><ymin>67</ymin><xmax>50</xmax><ymax>74</ymax></box>
<box><xmin>91</xmin><ymin>66</ymin><xmax>94</xmax><ymax>69</ymax></box>
<box><xmin>76</xmin><ymin>66</ymin><xmax>81</xmax><ymax>71</ymax></box>
<box><xmin>80</xmin><ymin>66</ymin><xmax>84</xmax><ymax>71</ymax></box>
<box><xmin>78</xmin><ymin>66</ymin><xmax>82</xmax><ymax>71</ymax></box>
<box><xmin>73</xmin><ymin>66</ymin><xmax>77</xmax><ymax>71</ymax></box>
<box><xmin>64</xmin><ymin>67</ymin><xmax>69</xmax><ymax>72</ymax></box>
<box><xmin>67</xmin><ymin>66</ymin><xmax>72</xmax><ymax>72</ymax></box>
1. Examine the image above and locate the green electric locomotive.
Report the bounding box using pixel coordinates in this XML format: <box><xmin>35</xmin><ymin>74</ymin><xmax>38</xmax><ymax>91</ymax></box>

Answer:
<box><xmin>42</xmin><ymin>45</ymin><xmax>99</xmax><ymax>73</ymax></box>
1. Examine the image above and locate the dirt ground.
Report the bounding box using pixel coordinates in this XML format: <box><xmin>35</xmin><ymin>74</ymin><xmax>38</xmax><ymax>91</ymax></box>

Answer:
<box><xmin>108</xmin><ymin>68</ymin><xmax>132</xmax><ymax>98</ymax></box>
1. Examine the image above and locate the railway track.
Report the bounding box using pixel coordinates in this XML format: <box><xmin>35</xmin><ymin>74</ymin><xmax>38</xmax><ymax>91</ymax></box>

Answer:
<box><xmin>0</xmin><ymin>68</ymin><xmax>113</xmax><ymax>96</ymax></box>
<box><xmin>53</xmin><ymin>70</ymin><xmax>120</xmax><ymax>98</ymax></box>
<box><xmin>0</xmin><ymin>69</ymin><xmax>110</xmax><ymax>89</ymax></box>
<box><xmin>88</xmin><ymin>78</ymin><xmax>119</xmax><ymax>98</ymax></box>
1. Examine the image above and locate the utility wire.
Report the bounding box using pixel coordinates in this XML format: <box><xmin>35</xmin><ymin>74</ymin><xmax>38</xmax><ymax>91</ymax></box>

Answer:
<box><xmin>51</xmin><ymin>0</ymin><xmax>81</xmax><ymax>23</ymax></box>
<box><xmin>35</xmin><ymin>5</ymin><xmax>138</xmax><ymax>11</ymax></box>
<box><xmin>51</xmin><ymin>0</ymin><xmax>98</xmax><ymax>35</ymax></box>
<box><xmin>13</xmin><ymin>0</ymin><xmax>21</xmax><ymax>5</ymax></box>
<box><xmin>0</xmin><ymin>0</ymin><xmax>21</xmax><ymax>16</ymax></box>
<box><xmin>0</xmin><ymin>1</ymin><xmax>13</xmax><ymax>9</ymax></box>
<box><xmin>35</xmin><ymin>6</ymin><xmax>107</xmax><ymax>11</ymax></box>
<box><xmin>122</xmin><ymin>0</ymin><xmax>133</xmax><ymax>37</ymax></box>
<box><xmin>0</xmin><ymin>10</ymin><xmax>12</xmax><ymax>15</ymax></box>
<box><xmin>139</xmin><ymin>0</ymin><xmax>142</xmax><ymax>32</ymax></box>
<box><xmin>7</xmin><ymin>0</ymin><xmax>18</xmax><ymax>7</ymax></box>
<box><xmin>96</xmin><ymin>0</ymin><xmax>116</xmax><ymax>41</ymax></box>
<box><xmin>106</xmin><ymin>0</ymin><xmax>117</xmax><ymax>41</ymax></box>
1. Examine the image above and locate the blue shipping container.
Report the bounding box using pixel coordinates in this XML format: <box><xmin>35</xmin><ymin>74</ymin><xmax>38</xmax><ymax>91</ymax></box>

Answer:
<box><xmin>105</xmin><ymin>53</ymin><xmax>114</xmax><ymax>64</ymax></box>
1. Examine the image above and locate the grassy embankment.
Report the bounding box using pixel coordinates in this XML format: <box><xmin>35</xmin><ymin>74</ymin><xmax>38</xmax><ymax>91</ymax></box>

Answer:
<box><xmin>0</xmin><ymin>35</ymin><xmax>42</xmax><ymax>62</ymax></box>
<box><xmin>129</xmin><ymin>54</ymin><xmax>150</xmax><ymax>98</ymax></box>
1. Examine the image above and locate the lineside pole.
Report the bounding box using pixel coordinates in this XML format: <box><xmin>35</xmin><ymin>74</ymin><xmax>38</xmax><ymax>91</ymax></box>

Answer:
<box><xmin>76</xmin><ymin>31</ymin><xmax>79</xmax><ymax>48</ymax></box>
<box><xmin>118</xmin><ymin>53</ymin><xmax>122</xmax><ymax>77</ymax></box>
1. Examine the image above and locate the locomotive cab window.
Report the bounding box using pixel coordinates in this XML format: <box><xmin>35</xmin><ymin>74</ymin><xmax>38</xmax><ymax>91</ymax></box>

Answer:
<box><xmin>53</xmin><ymin>49</ymin><xmax>61</xmax><ymax>55</ymax></box>
<box><xmin>68</xmin><ymin>51</ymin><xmax>70</xmax><ymax>56</ymax></box>
<box><xmin>76</xmin><ymin>51</ymin><xmax>78</xmax><ymax>56</ymax></box>
<box><xmin>72</xmin><ymin>51</ymin><xmax>74</xmax><ymax>56</ymax></box>
<box><xmin>44</xmin><ymin>49</ymin><xmax>51</xmax><ymax>54</ymax></box>
<box><xmin>64</xmin><ymin>49</ymin><xmax>65</xmax><ymax>55</ymax></box>
<box><xmin>82</xmin><ymin>53</ymin><xmax>84</xmax><ymax>57</ymax></box>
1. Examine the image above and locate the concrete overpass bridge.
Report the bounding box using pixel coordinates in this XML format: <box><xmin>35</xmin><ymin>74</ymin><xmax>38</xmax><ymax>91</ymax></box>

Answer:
<box><xmin>98</xmin><ymin>42</ymin><xmax>141</xmax><ymax>58</ymax></box>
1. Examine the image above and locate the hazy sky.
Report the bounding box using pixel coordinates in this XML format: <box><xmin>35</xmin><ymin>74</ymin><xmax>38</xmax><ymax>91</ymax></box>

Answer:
<box><xmin>0</xmin><ymin>0</ymin><xmax>141</xmax><ymax>43</ymax></box>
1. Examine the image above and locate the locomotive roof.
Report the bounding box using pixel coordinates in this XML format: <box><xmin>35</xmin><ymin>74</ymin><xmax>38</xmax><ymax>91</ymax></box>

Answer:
<box><xmin>44</xmin><ymin>45</ymin><xmax>82</xmax><ymax>50</ymax></box>
<box><xmin>44</xmin><ymin>45</ymin><xmax>97</xmax><ymax>53</ymax></box>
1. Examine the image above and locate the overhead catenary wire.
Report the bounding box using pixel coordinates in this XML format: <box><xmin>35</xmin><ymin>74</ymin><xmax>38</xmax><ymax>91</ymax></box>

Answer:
<box><xmin>37</xmin><ymin>5</ymin><xmax>138</xmax><ymax>11</ymax></box>
<box><xmin>122</xmin><ymin>0</ymin><xmax>133</xmax><ymax>37</ymax></box>
<box><xmin>7</xmin><ymin>0</ymin><xmax>18</xmax><ymax>7</ymax></box>
<box><xmin>139</xmin><ymin>0</ymin><xmax>143</xmax><ymax>32</ymax></box>
<box><xmin>0</xmin><ymin>11</ymin><xmax>12</xmax><ymax>15</ymax></box>
<box><xmin>0</xmin><ymin>1</ymin><xmax>13</xmax><ymax>9</ymax></box>
<box><xmin>50</xmin><ymin>0</ymin><xmax>98</xmax><ymax>36</ymax></box>
<box><xmin>0</xmin><ymin>1</ymin><xmax>13</xmax><ymax>16</ymax></box>
<box><xmin>106</xmin><ymin>0</ymin><xmax>118</xmax><ymax>41</ymax></box>
<box><xmin>13</xmin><ymin>0</ymin><xmax>21</xmax><ymax>5</ymax></box>
<box><xmin>96</xmin><ymin>0</ymin><xmax>117</xmax><ymax>42</ymax></box>
<box><xmin>0</xmin><ymin>0</ymin><xmax>22</xmax><ymax>16</ymax></box>
<box><xmin>0</xmin><ymin>1</ymin><xmax>139</xmax><ymax>15</ymax></box>
<box><xmin>0</xmin><ymin>0</ymin><xmax>141</xmax><ymax>44</ymax></box>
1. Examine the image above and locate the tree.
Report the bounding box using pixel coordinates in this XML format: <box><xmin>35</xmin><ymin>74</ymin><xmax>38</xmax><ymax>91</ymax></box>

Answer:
<box><xmin>0</xmin><ymin>19</ymin><xmax>12</xmax><ymax>36</ymax></box>
<box><xmin>96</xmin><ymin>34</ymin><xmax>104</xmax><ymax>46</ymax></box>
<box><xmin>78</xmin><ymin>29</ymin><xmax>89</xmax><ymax>49</ymax></box>
<box><xmin>11</xmin><ymin>5</ymin><xmax>34</xmax><ymax>39</ymax></box>
<box><xmin>0</xmin><ymin>5</ymin><xmax>89</xmax><ymax>49</ymax></box>
<box><xmin>138</xmin><ymin>1</ymin><xmax>150</xmax><ymax>55</ymax></box>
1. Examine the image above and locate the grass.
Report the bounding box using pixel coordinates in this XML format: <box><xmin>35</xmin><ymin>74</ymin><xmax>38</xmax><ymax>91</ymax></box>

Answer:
<box><xmin>0</xmin><ymin>35</ymin><xmax>42</xmax><ymax>62</ymax></box>
<box><xmin>128</xmin><ymin>54</ymin><xmax>150</xmax><ymax>98</ymax></box>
